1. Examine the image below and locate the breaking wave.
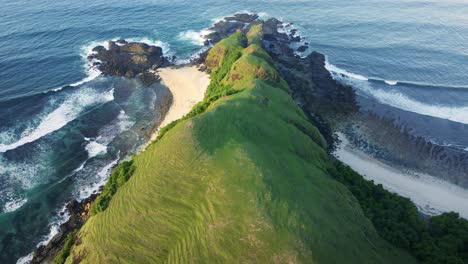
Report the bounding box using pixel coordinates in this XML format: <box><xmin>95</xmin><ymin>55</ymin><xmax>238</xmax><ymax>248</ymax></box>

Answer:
<box><xmin>0</xmin><ymin>87</ymin><xmax>114</xmax><ymax>153</ymax></box>
<box><xmin>324</xmin><ymin>58</ymin><xmax>468</xmax><ymax>124</ymax></box>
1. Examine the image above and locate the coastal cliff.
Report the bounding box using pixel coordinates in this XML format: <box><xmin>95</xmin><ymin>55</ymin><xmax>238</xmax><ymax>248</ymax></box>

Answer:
<box><xmin>58</xmin><ymin>26</ymin><xmax>415</xmax><ymax>263</ymax></box>
<box><xmin>32</xmin><ymin>14</ymin><xmax>468</xmax><ymax>264</ymax></box>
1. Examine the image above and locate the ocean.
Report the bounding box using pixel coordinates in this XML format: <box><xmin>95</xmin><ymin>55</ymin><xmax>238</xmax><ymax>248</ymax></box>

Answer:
<box><xmin>1</xmin><ymin>0</ymin><xmax>467</xmax><ymax>263</ymax></box>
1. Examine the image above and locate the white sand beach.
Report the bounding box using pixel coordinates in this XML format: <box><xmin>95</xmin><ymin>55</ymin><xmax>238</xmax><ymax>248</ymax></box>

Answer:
<box><xmin>334</xmin><ymin>133</ymin><xmax>468</xmax><ymax>218</ymax></box>
<box><xmin>150</xmin><ymin>66</ymin><xmax>210</xmax><ymax>142</ymax></box>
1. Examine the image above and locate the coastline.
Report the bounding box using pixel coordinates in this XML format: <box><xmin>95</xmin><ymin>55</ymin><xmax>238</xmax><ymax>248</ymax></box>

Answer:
<box><xmin>29</xmin><ymin>65</ymin><xmax>209</xmax><ymax>263</ymax></box>
<box><xmin>334</xmin><ymin>133</ymin><xmax>468</xmax><ymax>219</ymax></box>
<box><xmin>149</xmin><ymin>66</ymin><xmax>210</xmax><ymax>143</ymax></box>
<box><xmin>20</xmin><ymin>12</ymin><xmax>467</xmax><ymax>263</ymax></box>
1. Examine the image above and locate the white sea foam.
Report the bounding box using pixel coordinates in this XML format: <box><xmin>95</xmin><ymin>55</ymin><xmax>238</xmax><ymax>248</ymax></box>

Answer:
<box><xmin>3</xmin><ymin>197</ymin><xmax>27</xmax><ymax>213</ymax></box>
<box><xmin>66</xmin><ymin>37</ymin><xmax>171</xmax><ymax>92</ymax></box>
<box><xmin>37</xmin><ymin>204</ymin><xmax>70</xmax><ymax>247</ymax></box>
<box><xmin>324</xmin><ymin>58</ymin><xmax>468</xmax><ymax>124</ymax></box>
<box><xmin>384</xmin><ymin>80</ymin><xmax>398</xmax><ymax>85</ymax></box>
<box><xmin>334</xmin><ymin>133</ymin><xmax>468</xmax><ymax>218</ymax></box>
<box><xmin>77</xmin><ymin>157</ymin><xmax>119</xmax><ymax>201</ymax></box>
<box><xmin>84</xmin><ymin>139</ymin><xmax>107</xmax><ymax>158</ymax></box>
<box><xmin>324</xmin><ymin>59</ymin><xmax>369</xmax><ymax>81</ymax></box>
<box><xmin>178</xmin><ymin>29</ymin><xmax>213</xmax><ymax>46</ymax></box>
<box><xmin>16</xmin><ymin>253</ymin><xmax>33</xmax><ymax>264</ymax></box>
<box><xmin>0</xmin><ymin>87</ymin><xmax>114</xmax><ymax>152</ymax></box>
<box><xmin>257</xmin><ymin>12</ymin><xmax>270</xmax><ymax>19</ymax></box>
<box><xmin>50</xmin><ymin>41</ymin><xmax>106</xmax><ymax>93</ymax></box>
<box><xmin>68</xmin><ymin>66</ymin><xmax>102</xmax><ymax>88</ymax></box>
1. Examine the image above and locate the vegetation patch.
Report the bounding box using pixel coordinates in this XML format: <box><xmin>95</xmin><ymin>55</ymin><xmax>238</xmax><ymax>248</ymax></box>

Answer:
<box><xmin>53</xmin><ymin>231</ymin><xmax>76</xmax><ymax>264</ymax></box>
<box><xmin>329</xmin><ymin>161</ymin><xmax>468</xmax><ymax>264</ymax></box>
<box><xmin>67</xmin><ymin>26</ymin><xmax>420</xmax><ymax>263</ymax></box>
<box><xmin>90</xmin><ymin>160</ymin><xmax>135</xmax><ymax>215</ymax></box>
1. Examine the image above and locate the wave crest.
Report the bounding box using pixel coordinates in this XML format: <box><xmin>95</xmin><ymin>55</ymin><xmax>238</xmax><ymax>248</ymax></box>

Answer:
<box><xmin>324</xmin><ymin>58</ymin><xmax>468</xmax><ymax>124</ymax></box>
<box><xmin>0</xmin><ymin>87</ymin><xmax>114</xmax><ymax>152</ymax></box>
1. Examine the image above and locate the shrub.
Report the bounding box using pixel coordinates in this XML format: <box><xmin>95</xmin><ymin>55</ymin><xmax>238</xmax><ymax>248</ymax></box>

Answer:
<box><xmin>90</xmin><ymin>160</ymin><xmax>136</xmax><ymax>215</ymax></box>
<box><xmin>53</xmin><ymin>231</ymin><xmax>76</xmax><ymax>264</ymax></box>
<box><xmin>329</xmin><ymin>161</ymin><xmax>468</xmax><ymax>263</ymax></box>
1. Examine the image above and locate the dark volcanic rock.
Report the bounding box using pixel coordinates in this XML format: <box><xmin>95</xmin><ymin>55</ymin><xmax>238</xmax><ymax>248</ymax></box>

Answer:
<box><xmin>31</xmin><ymin>194</ymin><xmax>98</xmax><ymax>264</ymax></box>
<box><xmin>260</xmin><ymin>17</ymin><xmax>357</xmax><ymax>150</ymax></box>
<box><xmin>139</xmin><ymin>70</ymin><xmax>161</xmax><ymax>86</ymax></box>
<box><xmin>91</xmin><ymin>45</ymin><xmax>105</xmax><ymax>53</ymax></box>
<box><xmin>116</xmin><ymin>38</ymin><xmax>127</xmax><ymax>45</ymax></box>
<box><xmin>89</xmin><ymin>39</ymin><xmax>169</xmax><ymax>78</ymax></box>
<box><xmin>202</xmin><ymin>13</ymin><xmax>262</xmax><ymax>45</ymax></box>
<box><xmin>297</xmin><ymin>45</ymin><xmax>309</xmax><ymax>52</ymax></box>
<box><xmin>211</xmin><ymin>21</ymin><xmax>244</xmax><ymax>37</ymax></box>
<box><xmin>225</xmin><ymin>13</ymin><xmax>259</xmax><ymax>23</ymax></box>
<box><xmin>290</xmin><ymin>35</ymin><xmax>301</xmax><ymax>42</ymax></box>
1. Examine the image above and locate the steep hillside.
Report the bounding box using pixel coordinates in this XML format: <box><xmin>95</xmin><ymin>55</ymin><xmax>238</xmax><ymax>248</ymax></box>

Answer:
<box><xmin>64</xmin><ymin>29</ymin><xmax>415</xmax><ymax>263</ymax></box>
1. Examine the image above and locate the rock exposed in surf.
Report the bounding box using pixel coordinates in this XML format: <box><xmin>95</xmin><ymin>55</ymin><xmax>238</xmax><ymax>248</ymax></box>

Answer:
<box><xmin>224</xmin><ymin>13</ymin><xmax>259</xmax><ymax>23</ymax></box>
<box><xmin>297</xmin><ymin>45</ymin><xmax>309</xmax><ymax>52</ymax></box>
<box><xmin>31</xmin><ymin>194</ymin><xmax>98</xmax><ymax>264</ymax></box>
<box><xmin>202</xmin><ymin>13</ymin><xmax>260</xmax><ymax>45</ymax></box>
<box><xmin>87</xmin><ymin>40</ymin><xmax>169</xmax><ymax>84</ymax></box>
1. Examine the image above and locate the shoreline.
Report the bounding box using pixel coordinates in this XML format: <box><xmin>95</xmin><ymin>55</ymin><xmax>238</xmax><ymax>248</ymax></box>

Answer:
<box><xmin>148</xmin><ymin>66</ymin><xmax>210</xmax><ymax>143</ymax></box>
<box><xmin>29</xmin><ymin>65</ymin><xmax>209</xmax><ymax>263</ymax></box>
<box><xmin>334</xmin><ymin>133</ymin><xmax>468</xmax><ymax>219</ymax></box>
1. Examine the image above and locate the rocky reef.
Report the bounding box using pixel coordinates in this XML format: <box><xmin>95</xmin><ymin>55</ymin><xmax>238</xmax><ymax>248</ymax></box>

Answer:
<box><xmin>88</xmin><ymin>39</ymin><xmax>170</xmax><ymax>85</ymax></box>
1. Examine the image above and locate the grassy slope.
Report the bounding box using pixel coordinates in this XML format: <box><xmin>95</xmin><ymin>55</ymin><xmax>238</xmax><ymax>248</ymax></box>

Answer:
<box><xmin>66</xmin><ymin>29</ymin><xmax>415</xmax><ymax>263</ymax></box>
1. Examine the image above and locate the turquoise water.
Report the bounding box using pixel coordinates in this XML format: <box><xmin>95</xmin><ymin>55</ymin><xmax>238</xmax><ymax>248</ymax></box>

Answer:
<box><xmin>1</xmin><ymin>0</ymin><xmax>468</xmax><ymax>262</ymax></box>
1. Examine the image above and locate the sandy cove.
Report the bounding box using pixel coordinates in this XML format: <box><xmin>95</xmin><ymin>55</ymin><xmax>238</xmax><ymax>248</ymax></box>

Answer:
<box><xmin>150</xmin><ymin>66</ymin><xmax>210</xmax><ymax>142</ymax></box>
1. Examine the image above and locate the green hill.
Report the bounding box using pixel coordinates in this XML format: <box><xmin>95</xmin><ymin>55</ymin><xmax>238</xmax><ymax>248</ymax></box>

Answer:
<box><xmin>64</xmin><ymin>28</ymin><xmax>415</xmax><ymax>263</ymax></box>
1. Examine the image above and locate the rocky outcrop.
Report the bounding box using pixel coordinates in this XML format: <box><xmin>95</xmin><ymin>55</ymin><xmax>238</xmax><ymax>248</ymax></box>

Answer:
<box><xmin>344</xmin><ymin>109</ymin><xmax>468</xmax><ymax>188</ymax></box>
<box><xmin>202</xmin><ymin>14</ymin><xmax>259</xmax><ymax>45</ymax></box>
<box><xmin>88</xmin><ymin>39</ymin><xmax>170</xmax><ymax>85</ymax></box>
<box><xmin>193</xmin><ymin>14</ymin><xmax>358</xmax><ymax>150</ymax></box>
<box><xmin>31</xmin><ymin>194</ymin><xmax>98</xmax><ymax>264</ymax></box>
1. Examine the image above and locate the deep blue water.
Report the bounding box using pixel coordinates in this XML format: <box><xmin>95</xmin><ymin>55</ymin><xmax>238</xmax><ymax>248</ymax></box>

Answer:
<box><xmin>1</xmin><ymin>0</ymin><xmax>468</xmax><ymax>263</ymax></box>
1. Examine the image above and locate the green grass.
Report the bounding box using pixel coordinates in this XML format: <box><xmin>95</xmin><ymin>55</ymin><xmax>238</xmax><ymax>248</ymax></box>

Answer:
<box><xmin>65</xmin><ymin>30</ymin><xmax>416</xmax><ymax>263</ymax></box>
<box><xmin>90</xmin><ymin>160</ymin><xmax>135</xmax><ymax>215</ymax></box>
<box><xmin>246</xmin><ymin>23</ymin><xmax>263</xmax><ymax>46</ymax></box>
<box><xmin>329</xmin><ymin>161</ymin><xmax>468</xmax><ymax>264</ymax></box>
<box><xmin>53</xmin><ymin>231</ymin><xmax>76</xmax><ymax>264</ymax></box>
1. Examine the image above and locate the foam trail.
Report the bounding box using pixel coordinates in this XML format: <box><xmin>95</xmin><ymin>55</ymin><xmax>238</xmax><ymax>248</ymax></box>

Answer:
<box><xmin>178</xmin><ymin>29</ymin><xmax>213</xmax><ymax>46</ymax></box>
<box><xmin>325</xmin><ymin>59</ymin><xmax>468</xmax><ymax>124</ymax></box>
<box><xmin>0</xmin><ymin>88</ymin><xmax>114</xmax><ymax>152</ymax></box>
<box><xmin>68</xmin><ymin>66</ymin><xmax>101</xmax><ymax>87</ymax></box>
<box><xmin>50</xmin><ymin>41</ymin><xmax>106</xmax><ymax>92</ymax></box>
<box><xmin>324</xmin><ymin>60</ymin><xmax>369</xmax><ymax>81</ymax></box>
<box><xmin>84</xmin><ymin>139</ymin><xmax>108</xmax><ymax>158</ymax></box>
<box><xmin>16</xmin><ymin>253</ymin><xmax>33</xmax><ymax>264</ymax></box>
<box><xmin>77</xmin><ymin>157</ymin><xmax>119</xmax><ymax>201</ymax></box>
<box><xmin>384</xmin><ymin>80</ymin><xmax>398</xmax><ymax>85</ymax></box>
<box><xmin>37</xmin><ymin>204</ymin><xmax>70</xmax><ymax>247</ymax></box>
<box><xmin>3</xmin><ymin>197</ymin><xmax>27</xmax><ymax>213</ymax></box>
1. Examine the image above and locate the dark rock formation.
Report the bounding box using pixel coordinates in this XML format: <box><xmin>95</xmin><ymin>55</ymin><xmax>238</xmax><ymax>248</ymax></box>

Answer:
<box><xmin>194</xmin><ymin>14</ymin><xmax>358</xmax><ymax>150</ymax></box>
<box><xmin>345</xmin><ymin>105</ymin><xmax>468</xmax><ymax>188</ymax></box>
<box><xmin>87</xmin><ymin>39</ymin><xmax>170</xmax><ymax>84</ymax></box>
<box><xmin>31</xmin><ymin>194</ymin><xmax>98</xmax><ymax>264</ymax></box>
<box><xmin>224</xmin><ymin>13</ymin><xmax>259</xmax><ymax>23</ymax></box>
<box><xmin>297</xmin><ymin>45</ymin><xmax>309</xmax><ymax>52</ymax></box>
<box><xmin>202</xmin><ymin>14</ymin><xmax>259</xmax><ymax>46</ymax></box>
<box><xmin>260</xmin><ymin>18</ymin><xmax>358</xmax><ymax>150</ymax></box>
